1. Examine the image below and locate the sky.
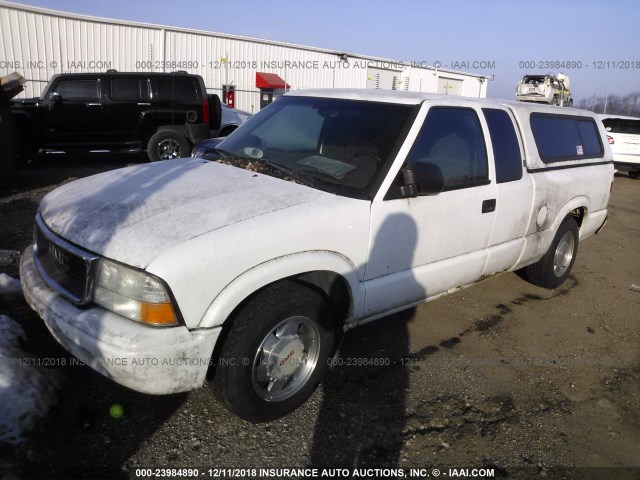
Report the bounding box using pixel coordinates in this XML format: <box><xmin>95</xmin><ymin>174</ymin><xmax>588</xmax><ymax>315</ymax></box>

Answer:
<box><xmin>6</xmin><ymin>0</ymin><xmax>640</xmax><ymax>101</ymax></box>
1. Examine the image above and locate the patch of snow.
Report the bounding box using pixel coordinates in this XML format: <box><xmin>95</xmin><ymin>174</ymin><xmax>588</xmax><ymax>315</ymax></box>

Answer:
<box><xmin>0</xmin><ymin>273</ymin><xmax>22</xmax><ymax>296</ymax></box>
<box><xmin>0</xmin><ymin>315</ymin><xmax>61</xmax><ymax>445</ymax></box>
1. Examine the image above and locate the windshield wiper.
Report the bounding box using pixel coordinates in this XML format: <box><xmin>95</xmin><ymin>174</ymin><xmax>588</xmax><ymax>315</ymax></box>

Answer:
<box><xmin>260</xmin><ymin>159</ymin><xmax>320</xmax><ymax>188</ymax></box>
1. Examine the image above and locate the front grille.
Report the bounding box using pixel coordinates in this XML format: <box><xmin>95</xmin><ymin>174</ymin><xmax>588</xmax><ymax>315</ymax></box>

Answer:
<box><xmin>33</xmin><ymin>215</ymin><xmax>100</xmax><ymax>305</ymax></box>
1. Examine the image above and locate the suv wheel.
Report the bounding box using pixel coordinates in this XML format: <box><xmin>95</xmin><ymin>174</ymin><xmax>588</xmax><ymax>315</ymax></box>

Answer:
<box><xmin>147</xmin><ymin>130</ymin><xmax>190</xmax><ymax>161</ymax></box>
<box><xmin>212</xmin><ymin>281</ymin><xmax>337</xmax><ymax>422</ymax></box>
<box><xmin>629</xmin><ymin>170</ymin><xmax>639</xmax><ymax>180</ymax></box>
<box><xmin>522</xmin><ymin>216</ymin><xmax>579</xmax><ymax>289</ymax></box>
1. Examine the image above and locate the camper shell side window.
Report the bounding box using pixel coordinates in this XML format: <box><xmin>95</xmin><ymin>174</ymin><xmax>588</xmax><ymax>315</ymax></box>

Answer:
<box><xmin>530</xmin><ymin>113</ymin><xmax>604</xmax><ymax>163</ymax></box>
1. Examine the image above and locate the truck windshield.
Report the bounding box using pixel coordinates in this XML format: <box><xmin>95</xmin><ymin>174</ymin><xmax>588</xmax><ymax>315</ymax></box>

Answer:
<box><xmin>215</xmin><ymin>96</ymin><xmax>416</xmax><ymax>199</ymax></box>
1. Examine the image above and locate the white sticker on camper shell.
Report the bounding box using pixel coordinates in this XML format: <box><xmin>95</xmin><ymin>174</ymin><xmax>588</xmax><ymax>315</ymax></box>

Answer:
<box><xmin>577</xmin><ymin>145</ymin><xmax>584</xmax><ymax>155</ymax></box>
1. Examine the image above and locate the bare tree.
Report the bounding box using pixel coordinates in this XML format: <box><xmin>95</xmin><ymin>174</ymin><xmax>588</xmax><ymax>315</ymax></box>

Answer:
<box><xmin>577</xmin><ymin>92</ymin><xmax>640</xmax><ymax>117</ymax></box>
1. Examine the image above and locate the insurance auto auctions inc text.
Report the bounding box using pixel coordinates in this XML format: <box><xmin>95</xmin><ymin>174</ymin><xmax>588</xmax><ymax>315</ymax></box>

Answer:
<box><xmin>203</xmin><ymin>467</ymin><xmax>495</xmax><ymax>478</ymax></box>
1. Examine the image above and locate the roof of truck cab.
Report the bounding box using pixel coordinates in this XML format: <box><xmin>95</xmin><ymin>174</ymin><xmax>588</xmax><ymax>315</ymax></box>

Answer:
<box><xmin>285</xmin><ymin>88</ymin><xmax>594</xmax><ymax>116</ymax></box>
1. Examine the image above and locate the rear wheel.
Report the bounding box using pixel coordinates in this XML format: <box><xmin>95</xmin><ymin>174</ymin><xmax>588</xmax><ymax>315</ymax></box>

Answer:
<box><xmin>147</xmin><ymin>130</ymin><xmax>190</xmax><ymax>161</ymax></box>
<box><xmin>523</xmin><ymin>216</ymin><xmax>579</xmax><ymax>289</ymax></box>
<box><xmin>212</xmin><ymin>281</ymin><xmax>337</xmax><ymax>422</ymax></box>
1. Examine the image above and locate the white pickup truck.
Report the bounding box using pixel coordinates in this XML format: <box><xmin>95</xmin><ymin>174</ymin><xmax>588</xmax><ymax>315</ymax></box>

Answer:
<box><xmin>21</xmin><ymin>89</ymin><xmax>613</xmax><ymax>422</ymax></box>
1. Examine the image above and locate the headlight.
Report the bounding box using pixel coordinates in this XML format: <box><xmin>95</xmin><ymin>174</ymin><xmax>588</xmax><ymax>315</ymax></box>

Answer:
<box><xmin>93</xmin><ymin>258</ymin><xmax>178</xmax><ymax>326</ymax></box>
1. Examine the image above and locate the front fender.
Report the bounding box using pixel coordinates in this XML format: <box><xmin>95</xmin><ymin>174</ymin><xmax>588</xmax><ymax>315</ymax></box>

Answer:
<box><xmin>197</xmin><ymin>251</ymin><xmax>364</xmax><ymax>329</ymax></box>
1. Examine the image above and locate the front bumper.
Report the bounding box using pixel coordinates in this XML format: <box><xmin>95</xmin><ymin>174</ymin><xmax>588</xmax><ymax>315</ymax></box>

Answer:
<box><xmin>20</xmin><ymin>248</ymin><xmax>221</xmax><ymax>394</ymax></box>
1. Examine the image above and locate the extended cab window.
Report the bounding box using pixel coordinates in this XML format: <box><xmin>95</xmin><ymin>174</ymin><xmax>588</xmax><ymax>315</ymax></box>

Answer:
<box><xmin>405</xmin><ymin>107</ymin><xmax>488</xmax><ymax>191</ymax></box>
<box><xmin>531</xmin><ymin>114</ymin><xmax>603</xmax><ymax>163</ymax></box>
<box><xmin>482</xmin><ymin>108</ymin><xmax>523</xmax><ymax>183</ymax></box>
<box><xmin>54</xmin><ymin>80</ymin><xmax>99</xmax><ymax>100</ymax></box>
<box><xmin>110</xmin><ymin>79</ymin><xmax>150</xmax><ymax>101</ymax></box>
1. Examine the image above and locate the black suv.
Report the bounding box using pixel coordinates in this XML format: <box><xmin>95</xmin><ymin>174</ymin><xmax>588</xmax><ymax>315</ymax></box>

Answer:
<box><xmin>13</xmin><ymin>71</ymin><xmax>220</xmax><ymax>161</ymax></box>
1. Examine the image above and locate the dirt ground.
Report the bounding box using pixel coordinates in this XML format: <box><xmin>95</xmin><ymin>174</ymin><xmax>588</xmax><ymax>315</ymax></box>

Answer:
<box><xmin>0</xmin><ymin>156</ymin><xmax>638</xmax><ymax>480</ymax></box>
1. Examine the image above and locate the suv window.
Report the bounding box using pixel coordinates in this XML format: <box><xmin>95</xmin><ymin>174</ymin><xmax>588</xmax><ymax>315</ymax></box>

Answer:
<box><xmin>483</xmin><ymin>108</ymin><xmax>523</xmax><ymax>183</ymax></box>
<box><xmin>602</xmin><ymin>118</ymin><xmax>640</xmax><ymax>135</ymax></box>
<box><xmin>54</xmin><ymin>80</ymin><xmax>99</xmax><ymax>100</ymax></box>
<box><xmin>531</xmin><ymin>114</ymin><xmax>603</xmax><ymax>163</ymax></box>
<box><xmin>110</xmin><ymin>79</ymin><xmax>150</xmax><ymax>101</ymax></box>
<box><xmin>405</xmin><ymin>107</ymin><xmax>488</xmax><ymax>191</ymax></box>
<box><xmin>156</xmin><ymin>77</ymin><xmax>199</xmax><ymax>101</ymax></box>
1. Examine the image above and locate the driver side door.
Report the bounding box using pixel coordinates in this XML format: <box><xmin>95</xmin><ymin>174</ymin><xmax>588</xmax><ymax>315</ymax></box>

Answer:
<box><xmin>362</xmin><ymin>106</ymin><xmax>497</xmax><ymax>318</ymax></box>
<box><xmin>42</xmin><ymin>78</ymin><xmax>105</xmax><ymax>146</ymax></box>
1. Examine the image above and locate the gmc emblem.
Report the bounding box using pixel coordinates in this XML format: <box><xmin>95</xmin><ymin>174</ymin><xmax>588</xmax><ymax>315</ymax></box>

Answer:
<box><xmin>48</xmin><ymin>244</ymin><xmax>69</xmax><ymax>273</ymax></box>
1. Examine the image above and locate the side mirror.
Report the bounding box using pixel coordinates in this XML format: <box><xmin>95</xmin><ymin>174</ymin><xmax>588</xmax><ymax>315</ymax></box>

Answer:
<box><xmin>48</xmin><ymin>92</ymin><xmax>61</xmax><ymax>111</ymax></box>
<box><xmin>399</xmin><ymin>162</ymin><xmax>444</xmax><ymax>197</ymax></box>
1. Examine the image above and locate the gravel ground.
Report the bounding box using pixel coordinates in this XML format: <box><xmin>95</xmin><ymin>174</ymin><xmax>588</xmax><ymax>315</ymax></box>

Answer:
<box><xmin>0</xmin><ymin>156</ymin><xmax>638</xmax><ymax>480</ymax></box>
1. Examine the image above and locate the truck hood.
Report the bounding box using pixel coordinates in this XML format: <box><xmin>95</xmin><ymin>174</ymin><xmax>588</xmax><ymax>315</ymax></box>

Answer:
<box><xmin>39</xmin><ymin>158</ymin><xmax>332</xmax><ymax>268</ymax></box>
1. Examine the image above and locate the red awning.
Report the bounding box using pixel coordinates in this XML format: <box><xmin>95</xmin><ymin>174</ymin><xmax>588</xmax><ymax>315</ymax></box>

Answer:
<box><xmin>256</xmin><ymin>72</ymin><xmax>290</xmax><ymax>89</ymax></box>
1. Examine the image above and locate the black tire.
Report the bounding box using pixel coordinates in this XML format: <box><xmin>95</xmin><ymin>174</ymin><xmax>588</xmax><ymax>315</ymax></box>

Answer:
<box><xmin>629</xmin><ymin>170</ymin><xmax>640</xmax><ymax>180</ymax></box>
<box><xmin>212</xmin><ymin>281</ymin><xmax>337</xmax><ymax>422</ymax></box>
<box><xmin>523</xmin><ymin>217</ymin><xmax>579</xmax><ymax>289</ymax></box>
<box><xmin>147</xmin><ymin>129</ymin><xmax>190</xmax><ymax>161</ymax></box>
<box><xmin>207</xmin><ymin>94</ymin><xmax>222</xmax><ymax>131</ymax></box>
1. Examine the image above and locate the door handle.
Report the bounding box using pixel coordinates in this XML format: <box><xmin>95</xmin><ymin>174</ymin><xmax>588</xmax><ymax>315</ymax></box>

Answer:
<box><xmin>482</xmin><ymin>199</ymin><xmax>496</xmax><ymax>213</ymax></box>
<box><xmin>137</xmin><ymin>102</ymin><xmax>151</xmax><ymax>106</ymax></box>
<box><xmin>86</xmin><ymin>103</ymin><xmax>103</xmax><ymax>107</ymax></box>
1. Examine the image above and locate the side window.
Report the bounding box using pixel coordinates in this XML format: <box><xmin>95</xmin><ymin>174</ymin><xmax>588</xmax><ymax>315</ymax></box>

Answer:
<box><xmin>110</xmin><ymin>79</ymin><xmax>149</xmax><ymax>101</ymax></box>
<box><xmin>577</xmin><ymin>121</ymin><xmax>603</xmax><ymax>156</ymax></box>
<box><xmin>405</xmin><ymin>107</ymin><xmax>488</xmax><ymax>191</ymax></box>
<box><xmin>482</xmin><ymin>108</ymin><xmax>523</xmax><ymax>183</ymax></box>
<box><xmin>54</xmin><ymin>80</ymin><xmax>99</xmax><ymax>100</ymax></box>
<box><xmin>530</xmin><ymin>114</ymin><xmax>604</xmax><ymax>162</ymax></box>
<box><xmin>156</xmin><ymin>77</ymin><xmax>199</xmax><ymax>102</ymax></box>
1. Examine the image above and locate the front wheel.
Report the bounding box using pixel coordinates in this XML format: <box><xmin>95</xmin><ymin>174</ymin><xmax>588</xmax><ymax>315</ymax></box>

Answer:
<box><xmin>212</xmin><ymin>281</ymin><xmax>337</xmax><ymax>422</ymax></box>
<box><xmin>523</xmin><ymin>216</ymin><xmax>579</xmax><ymax>289</ymax></box>
<box><xmin>147</xmin><ymin>130</ymin><xmax>190</xmax><ymax>161</ymax></box>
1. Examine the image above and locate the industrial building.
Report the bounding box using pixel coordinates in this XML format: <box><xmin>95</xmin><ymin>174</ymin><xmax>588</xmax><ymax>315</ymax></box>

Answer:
<box><xmin>0</xmin><ymin>1</ymin><xmax>488</xmax><ymax>112</ymax></box>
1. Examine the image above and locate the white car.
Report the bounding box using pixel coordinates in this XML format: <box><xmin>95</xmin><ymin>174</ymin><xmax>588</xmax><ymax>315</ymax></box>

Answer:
<box><xmin>21</xmin><ymin>89</ymin><xmax>613</xmax><ymax>422</ymax></box>
<box><xmin>599</xmin><ymin>114</ymin><xmax>640</xmax><ymax>179</ymax></box>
